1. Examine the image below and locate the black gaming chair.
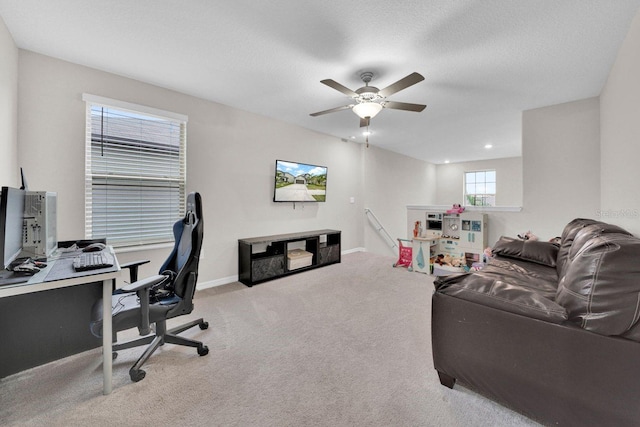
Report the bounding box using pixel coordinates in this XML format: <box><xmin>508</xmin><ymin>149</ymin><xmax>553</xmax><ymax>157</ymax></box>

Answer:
<box><xmin>91</xmin><ymin>192</ymin><xmax>209</xmax><ymax>382</ymax></box>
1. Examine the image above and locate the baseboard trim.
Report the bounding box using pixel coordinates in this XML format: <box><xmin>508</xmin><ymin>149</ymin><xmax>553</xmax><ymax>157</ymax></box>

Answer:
<box><xmin>343</xmin><ymin>247</ymin><xmax>365</xmax><ymax>254</ymax></box>
<box><xmin>197</xmin><ymin>275</ymin><xmax>238</xmax><ymax>290</ymax></box>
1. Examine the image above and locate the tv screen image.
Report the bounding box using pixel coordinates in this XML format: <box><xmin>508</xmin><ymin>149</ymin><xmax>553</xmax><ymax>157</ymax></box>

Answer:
<box><xmin>274</xmin><ymin>160</ymin><xmax>327</xmax><ymax>202</ymax></box>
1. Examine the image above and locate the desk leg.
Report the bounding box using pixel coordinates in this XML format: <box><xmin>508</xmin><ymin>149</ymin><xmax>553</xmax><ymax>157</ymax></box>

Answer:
<box><xmin>102</xmin><ymin>279</ymin><xmax>112</xmax><ymax>395</ymax></box>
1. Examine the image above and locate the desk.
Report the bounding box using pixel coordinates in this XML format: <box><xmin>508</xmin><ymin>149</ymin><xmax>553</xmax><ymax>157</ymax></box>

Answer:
<box><xmin>0</xmin><ymin>248</ymin><xmax>120</xmax><ymax>395</ymax></box>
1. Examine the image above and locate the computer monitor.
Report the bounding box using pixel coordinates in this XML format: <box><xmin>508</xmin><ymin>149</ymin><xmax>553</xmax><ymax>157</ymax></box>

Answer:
<box><xmin>0</xmin><ymin>186</ymin><xmax>26</xmax><ymax>269</ymax></box>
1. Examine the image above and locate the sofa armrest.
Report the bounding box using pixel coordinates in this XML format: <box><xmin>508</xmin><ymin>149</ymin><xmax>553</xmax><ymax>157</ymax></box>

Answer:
<box><xmin>119</xmin><ymin>274</ymin><xmax>167</xmax><ymax>335</ymax></box>
<box><xmin>431</xmin><ymin>292</ymin><xmax>640</xmax><ymax>426</ymax></box>
<box><xmin>119</xmin><ymin>274</ymin><xmax>166</xmax><ymax>293</ymax></box>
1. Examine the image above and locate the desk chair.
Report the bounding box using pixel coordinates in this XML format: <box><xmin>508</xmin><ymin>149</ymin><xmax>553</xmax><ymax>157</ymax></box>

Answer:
<box><xmin>91</xmin><ymin>192</ymin><xmax>208</xmax><ymax>382</ymax></box>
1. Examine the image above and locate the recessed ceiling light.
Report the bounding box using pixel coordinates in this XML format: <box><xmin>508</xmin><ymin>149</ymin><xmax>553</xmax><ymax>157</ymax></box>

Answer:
<box><xmin>362</xmin><ymin>130</ymin><xmax>371</xmax><ymax>136</ymax></box>
<box><xmin>444</xmin><ymin>160</ymin><xmax>450</xmax><ymax>164</ymax></box>
<box><xmin>350</xmin><ymin>136</ymin><xmax>356</xmax><ymax>139</ymax></box>
<box><xmin>485</xmin><ymin>144</ymin><xmax>493</xmax><ymax>149</ymax></box>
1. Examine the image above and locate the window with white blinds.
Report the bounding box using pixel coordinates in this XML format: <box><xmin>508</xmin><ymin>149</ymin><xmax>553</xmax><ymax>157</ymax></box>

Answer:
<box><xmin>83</xmin><ymin>94</ymin><xmax>187</xmax><ymax>248</ymax></box>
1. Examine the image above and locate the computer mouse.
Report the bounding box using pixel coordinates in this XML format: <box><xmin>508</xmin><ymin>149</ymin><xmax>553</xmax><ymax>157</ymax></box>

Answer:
<box><xmin>12</xmin><ymin>263</ymin><xmax>40</xmax><ymax>274</ymax></box>
<box><xmin>83</xmin><ymin>242</ymin><xmax>106</xmax><ymax>252</ymax></box>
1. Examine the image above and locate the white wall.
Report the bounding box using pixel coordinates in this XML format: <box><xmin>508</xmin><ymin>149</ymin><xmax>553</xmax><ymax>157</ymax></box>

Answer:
<box><xmin>14</xmin><ymin>5</ymin><xmax>640</xmax><ymax>284</ymax></box>
<box><xmin>363</xmin><ymin>145</ymin><xmax>436</xmax><ymax>256</ymax></box>
<box><xmin>413</xmin><ymin>97</ymin><xmax>601</xmax><ymax>246</ymax></box>
<box><xmin>0</xmin><ymin>15</ymin><xmax>18</xmax><ymax>187</ymax></box>
<box><xmin>16</xmin><ymin>51</ymin><xmax>433</xmax><ymax>285</ymax></box>
<box><xmin>435</xmin><ymin>157</ymin><xmax>523</xmax><ymax>207</ymax></box>
<box><xmin>484</xmin><ymin>97</ymin><xmax>601</xmax><ymax>244</ymax></box>
<box><xmin>601</xmin><ymin>10</ymin><xmax>640</xmax><ymax>235</ymax></box>
<box><xmin>17</xmin><ymin>51</ymin><xmax>366</xmax><ymax>286</ymax></box>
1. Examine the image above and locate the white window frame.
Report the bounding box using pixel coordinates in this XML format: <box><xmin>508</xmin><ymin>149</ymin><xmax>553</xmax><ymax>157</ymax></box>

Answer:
<box><xmin>83</xmin><ymin>94</ymin><xmax>188</xmax><ymax>249</ymax></box>
<box><xmin>464</xmin><ymin>169</ymin><xmax>496</xmax><ymax>207</ymax></box>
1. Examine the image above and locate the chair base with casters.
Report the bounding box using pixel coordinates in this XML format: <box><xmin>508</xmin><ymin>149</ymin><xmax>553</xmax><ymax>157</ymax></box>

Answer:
<box><xmin>91</xmin><ymin>192</ymin><xmax>209</xmax><ymax>383</ymax></box>
<box><xmin>113</xmin><ymin>315</ymin><xmax>209</xmax><ymax>382</ymax></box>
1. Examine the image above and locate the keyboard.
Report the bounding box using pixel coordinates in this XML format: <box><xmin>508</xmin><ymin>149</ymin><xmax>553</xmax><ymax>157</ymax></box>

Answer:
<box><xmin>72</xmin><ymin>252</ymin><xmax>114</xmax><ymax>272</ymax></box>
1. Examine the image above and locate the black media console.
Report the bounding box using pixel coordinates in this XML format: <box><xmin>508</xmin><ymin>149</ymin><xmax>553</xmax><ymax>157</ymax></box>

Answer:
<box><xmin>238</xmin><ymin>229</ymin><xmax>341</xmax><ymax>286</ymax></box>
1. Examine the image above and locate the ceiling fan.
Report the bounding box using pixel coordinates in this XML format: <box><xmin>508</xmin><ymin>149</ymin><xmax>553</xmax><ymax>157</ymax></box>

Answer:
<box><xmin>310</xmin><ymin>71</ymin><xmax>427</xmax><ymax>127</ymax></box>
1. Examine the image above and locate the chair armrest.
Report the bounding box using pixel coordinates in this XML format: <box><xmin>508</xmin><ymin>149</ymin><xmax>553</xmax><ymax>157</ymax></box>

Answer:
<box><xmin>120</xmin><ymin>259</ymin><xmax>151</xmax><ymax>283</ymax></box>
<box><xmin>120</xmin><ymin>274</ymin><xmax>166</xmax><ymax>293</ymax></box>
<box><xmin>119</xmin><ymin>274</ymin><xmax>167</xmax><ymax>336</ymax></box>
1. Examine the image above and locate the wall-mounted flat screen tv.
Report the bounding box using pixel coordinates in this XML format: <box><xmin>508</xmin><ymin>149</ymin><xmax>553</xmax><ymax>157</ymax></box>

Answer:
<box><xmin>274</xmin><ymin>160</ymin><xmax>327</xmax><ymax>202</ymax></box>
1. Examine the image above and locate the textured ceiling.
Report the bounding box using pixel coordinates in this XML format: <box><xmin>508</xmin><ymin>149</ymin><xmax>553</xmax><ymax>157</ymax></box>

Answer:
<box><xmin>1</xmin><ymin>0</ymin><xmax>639</xmax><ymax>163</ymax></box>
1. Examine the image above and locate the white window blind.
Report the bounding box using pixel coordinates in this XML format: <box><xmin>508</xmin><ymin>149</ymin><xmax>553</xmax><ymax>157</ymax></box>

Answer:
<box><xmin>83</xmin><ymin>95</ymin><xmax>187</xmax><ymax>248</ymax></box>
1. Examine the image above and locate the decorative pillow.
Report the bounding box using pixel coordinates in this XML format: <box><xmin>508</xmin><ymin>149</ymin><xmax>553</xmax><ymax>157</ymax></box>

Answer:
<box><xmin>492</xmin><ymin>236</ymin><xmax>559</xmax><ymax>267</ymax></box>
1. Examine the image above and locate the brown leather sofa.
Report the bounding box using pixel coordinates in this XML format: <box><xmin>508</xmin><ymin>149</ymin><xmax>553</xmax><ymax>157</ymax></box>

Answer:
<box><xmin>432</xmin><ymin>218</ymin><xmax>640</xmax><ymax>426</ymax></box>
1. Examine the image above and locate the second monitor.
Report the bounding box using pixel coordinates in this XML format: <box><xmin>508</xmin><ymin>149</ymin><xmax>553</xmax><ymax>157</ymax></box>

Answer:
<box><xmin>0</xmin><ymin>186</ymin><xmax>26</xmax><ymax>269</ymax></box>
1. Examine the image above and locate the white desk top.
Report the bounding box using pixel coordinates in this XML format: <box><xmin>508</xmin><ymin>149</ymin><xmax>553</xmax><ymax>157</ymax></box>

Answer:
<box><xmin>0</xmin><ymin>247</ymin><xmax>121</xmax><ymax>298</ymax></box>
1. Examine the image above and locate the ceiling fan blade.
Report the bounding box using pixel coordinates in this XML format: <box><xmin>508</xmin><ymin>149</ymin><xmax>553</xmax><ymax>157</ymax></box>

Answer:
<box><xmin>383</xmin><ymin>101</ymin><xmax>426</xmax><ymax>112</ymax></box>
<box><xmin>378</xmin><ymin>72</ymin><xmax>425</xmax><ymax>98</ymax></box>
<box><xmin>309</xmin><ymin>104</ymin><xmax>353</xmax><ymax>117</ymax></box>
<box><xmin>360</xmin><ymin>117</ymin><xmax>370</xmax><ymax>128</ymax></box>
<box><xmin>320</xmin><ymin>79</ymin><xmax>358</xmax><ymax>97</ymax></box>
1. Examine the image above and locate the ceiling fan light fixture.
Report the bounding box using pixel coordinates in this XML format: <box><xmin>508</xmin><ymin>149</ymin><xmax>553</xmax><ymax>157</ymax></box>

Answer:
<box><xmin>352</xmin><ymin>102</ymin><xmax>383</xmax><ymax>119</ymax></box>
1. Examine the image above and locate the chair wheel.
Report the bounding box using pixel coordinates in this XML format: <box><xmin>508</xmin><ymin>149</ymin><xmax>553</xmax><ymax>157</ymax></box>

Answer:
<box><xmin>130</xmin><ymin>369</ymin><xmax>146</xmax><ymax>382</ymax></box>
<box><xmin>198</xmin><ymin>344</ymin><xmax>209</xmax><ymax>356</ymax></box>
<box><xmin>199</xmin><ymin>321</ymin><xmax>209</xmax><ymax>330</ymax></box>
<box><xmin>112</xmin><ymin>352</ymin><xmax>118</xmax><ymax>360</ymax></box>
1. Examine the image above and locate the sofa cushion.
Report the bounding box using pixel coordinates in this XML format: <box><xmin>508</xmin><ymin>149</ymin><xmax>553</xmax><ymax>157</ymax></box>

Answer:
<box><xmin>556</xmin><ymin>222</ymin><xmax>632</xmax><ymax>297</ymax></box>
<box><xmin>555</xmin><ymin>233</ymin><xmax>640</xmax><ymax>336</ymax></box>
<box><xmin>492</xmin><ymin>236</ymin><xmax>559</xmax><ymax>267</ymax></box>
<box><xmin>435</xmin><ymin>258</ymin><xmax>566</xmax><ymax>323</ymax></box>
<box><xmin>568</xmin><ymin>223</ymin><xmax>632</xmax><ymax>260</ymax></box>
<box><xmin>556</xmin><ymin>219</ymin><xmax>600</xmax><ymax>276</ymax></box>
<box><xmin>556</xmin><ymin>218</ymin><xmax>631</xmax><ymax>278</ymax></box>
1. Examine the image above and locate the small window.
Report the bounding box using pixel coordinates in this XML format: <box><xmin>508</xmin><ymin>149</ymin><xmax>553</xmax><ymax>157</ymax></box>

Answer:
<box><xmin>464</xmin><ymin>170</ymin><xmax>496</xmax><ymax>207</ymax></box>
<box><xmin>83</xmin><ymin>94</ymin><xmax>187</xmax><ymax>248</ymax></box>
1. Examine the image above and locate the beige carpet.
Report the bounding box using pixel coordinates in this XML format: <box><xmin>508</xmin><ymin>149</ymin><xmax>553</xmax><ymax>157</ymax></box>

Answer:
<box><xmin>0</xmin><ymin>252</ymin><xmax>539</xmax><ymax>426</ymax></box>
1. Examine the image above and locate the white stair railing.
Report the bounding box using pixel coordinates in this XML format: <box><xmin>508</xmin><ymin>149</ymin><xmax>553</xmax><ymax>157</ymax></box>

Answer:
<box><xmin>364</xmin><ymin>208</ymin><xmax>397</xmax><ymax>251</ymax></box>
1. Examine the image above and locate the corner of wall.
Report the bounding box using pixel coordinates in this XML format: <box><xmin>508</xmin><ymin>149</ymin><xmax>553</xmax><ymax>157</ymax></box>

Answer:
<box><xmin>0</xmin><ymin>15</ymin><xmax>19</xmax><ymax>186</ymax></box>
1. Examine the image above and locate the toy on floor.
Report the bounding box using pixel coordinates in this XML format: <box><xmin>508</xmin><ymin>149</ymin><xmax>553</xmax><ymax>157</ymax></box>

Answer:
<box><xmin>393</xmin><ymin>238</ymin><xmax>413</xmax><ymax>271</ymax></box>
<box><xmin>466</xmin><ymin>247</ymin><xmax>493</xmax><ymax>272</ymax></box>
<box><xmin>483</xmin><ymin>247</ymin><xmax>492</xmax><ymax>262</ymax></box>
<box><xmin>434</xmin><ymin>253</ymin><xmax>465</xmax><ymax>268</ymax></box>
